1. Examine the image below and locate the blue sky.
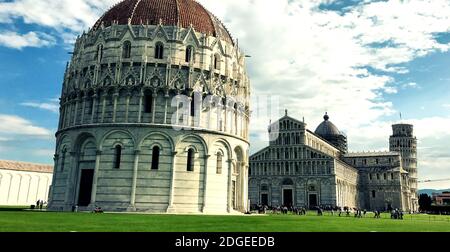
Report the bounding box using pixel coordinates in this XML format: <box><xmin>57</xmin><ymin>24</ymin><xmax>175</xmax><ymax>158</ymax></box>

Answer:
<box><xmin>0</xmin><ymin>0</ymin><xmax>450</xmax><ymax>189</ymax></box>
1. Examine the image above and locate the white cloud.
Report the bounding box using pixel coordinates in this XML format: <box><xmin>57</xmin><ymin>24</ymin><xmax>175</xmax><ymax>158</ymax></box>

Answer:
<box><xmin>32</xmin><ymin>149</ymin><xmax>55</xmax><ymax>157</ymax></box>
<box><xmin>0</xmin><ymin>0</ymin><xmax>117</xmax><ymax>44</ymax></box>
<box><xmin>0</xmin><ymin>114</ymin><xmax>53</xmax><ymax>162</ymax></box>
<box><xmin>0</xmin><ymin>31</ymin><xmax>56</xmax><ymax>49</ymax></box>
<box><xmin>21</xmin><ymin>99</ymin><xmax>59</xmax><ymax>113</ymax></box>
<box><xmin>0</xmin><ymin>114</ymin><xmax>52</xmax><ymax>138</ymax></box>
<box><xmin>405</xmin><ymin>82</ymin><xmax>418</xmax><ymax>88</ymax></box>
<box><xmin>0</xmin><ymin>0</ymin><xmax>115</xmax><ymax>30</ymax></box>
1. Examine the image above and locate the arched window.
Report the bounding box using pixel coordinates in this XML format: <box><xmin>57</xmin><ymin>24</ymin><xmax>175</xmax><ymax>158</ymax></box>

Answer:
<box><xmin>114</xmin><ymin>145</ymin><xmax>122</xmax><ymax>169</ymax></box>
<box><xmin>216</xmin><ymin>152</ymin><xmax>223</xmax><ymax>174</ymax></box>
<box><xmin>372</xmin><ymin>190</ymin><xmax>376</xmax><ymax>198</ymax></box>
<box><xmin>155</xmin><ymin>42</ymin><xmax>164</xmax><ymax>59</ymax></box>
<box><xmin>144</xmin><ymin>94</ymin><xmax>153</xmax><ymax>113</ymax></box>
<box><xmin>187</xmin><ymin>148</ymin><xmax>195</xmax><ymax>171</ymax></box>
<box><xmin>185</xmin><ymin>46</ymin><xmax>194</xmax><ymax>63</ymax></box>
<box><xmin>151</xmin><ymin>146</ymin><xmax>160</xmax><ymax>170</ymax></box>
<box><xmin>122</xmin><ymin>41</ymin><xmax>131</xmax><ymax>59</ymax></box>
<box><xmin>96</xmin><ymin>44</ymin><xmax>103</xmax><ymax>62</ymax></box>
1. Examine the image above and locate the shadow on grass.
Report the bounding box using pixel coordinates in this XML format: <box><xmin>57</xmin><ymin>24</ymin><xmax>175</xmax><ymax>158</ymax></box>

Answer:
<box><xmin>0</xmin><ymin>206</ymin><xmax>37</xmax><ymax>212</ymax></box>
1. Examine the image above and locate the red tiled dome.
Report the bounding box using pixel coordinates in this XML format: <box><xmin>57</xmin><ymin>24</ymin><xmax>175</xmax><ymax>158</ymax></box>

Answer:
<box><xmin>93</xmin><ymin>0</ymin><xmax>233</xmax><ymax>44</ymax></box>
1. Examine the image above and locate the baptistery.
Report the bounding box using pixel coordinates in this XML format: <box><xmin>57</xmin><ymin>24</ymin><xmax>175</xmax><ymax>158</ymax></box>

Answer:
<box><xmin>48</xmin><ymin>0</ymin><xmax>251</xmax><ymax>213</ymax></box>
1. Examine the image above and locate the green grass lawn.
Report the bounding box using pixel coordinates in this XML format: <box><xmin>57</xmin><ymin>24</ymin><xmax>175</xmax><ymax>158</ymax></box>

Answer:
<box><xmin>0</xmin><ymin>208</ymin><xmax>449</xmax><ymax>232</ymax></box>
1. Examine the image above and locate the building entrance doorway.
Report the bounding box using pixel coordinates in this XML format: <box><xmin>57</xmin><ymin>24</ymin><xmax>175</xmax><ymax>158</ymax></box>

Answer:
<box><xmin>309</xmin><ymin>194</ymin><xmax>317</xmax><ymax>208</ymax></box>
<box><xmin>261</xmin><ymin>193</ymin><xmax>268</xmax><ymax>206</ymax></box>
<box><xmin>78</xmin><ymin>169</ymin><xmax>94</xmax><ymax>206</ymax></box>
<box><xmin>283</xmin><ymin>189</ymin><xmax>293</xmax><ymax>206</ymax></box>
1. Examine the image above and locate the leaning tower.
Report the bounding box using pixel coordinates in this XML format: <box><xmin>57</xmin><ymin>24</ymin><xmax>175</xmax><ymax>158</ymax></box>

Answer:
<box><xmin>389</xmin><ymin>124</ymin><xmax>418</xmax><ymax>211</ymax></box>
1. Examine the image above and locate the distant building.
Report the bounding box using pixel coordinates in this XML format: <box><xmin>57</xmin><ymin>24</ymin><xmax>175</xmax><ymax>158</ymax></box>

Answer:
<box><xmin>432</xmin><ymin>192</ymin><xmax>450</xmax><ymax>206</ymax></box>
<box><xmin>0</xmin><ymin>160</ymin><xmax>53</xmax><ymax>206</ymax></box>
<box><xmin>249</xmin><ymin>112</ymin><xmax>418</xmax><ymax>211</ymax></box>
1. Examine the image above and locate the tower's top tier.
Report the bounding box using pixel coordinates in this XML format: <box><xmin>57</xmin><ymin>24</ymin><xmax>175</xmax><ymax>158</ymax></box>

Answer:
<box><xmin>391</xmin><ymin>124</ymin><xmax>414</xmax><ymax>137</ymax></box>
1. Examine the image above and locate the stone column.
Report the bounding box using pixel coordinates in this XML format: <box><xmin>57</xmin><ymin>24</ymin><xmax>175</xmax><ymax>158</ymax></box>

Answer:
<box><xmin>80</xmin><ymin>96</ymin><xmax>87</xmax><ymax>124</ymax></box>
<box><xmin>100</xmin><ymin>94</ymin><xmax>107</xmax><ymax>123</ymax></box>
<box><xmin>48</xmin><ymin>154</ymin><xmax>59</xmax><ymax>208</ymax></box>
<box><xmin>216</xmin><ymin>103</ymin><xmax>222</xmax><ymax>131</ymax></box>
<box><xmin>240</xmin><ymin>162</ymin><xmax>248</xmax><ymax>212</ymax></box>
<box><xmin>125</xmin><ymin>93</ymin><xmax>131</xmax><ymax>123</ymax></box>
<box><xmin>66</xmin><ymin>102</ymin><xmax>72</xmax><ymax>127</ymax></box>
<box><xmin>72</xmin><ymin>97</ymin><xmax>79</xmax><ymax>126</ymax></box>
<box><xmin>89</xmin><ymin>150</ymin><xmax>102</xmax><ymax>206</ymax></box>
<box><xmin>207</xmin><ymin>100</ymin><xmax>212</xmax><ymax>129</ymax></box>
<box><xmin>91</xmin><ymin>94</ymin><xmax>97</xmax><ymax>124</ymax></box>
<box><xmin>64</xmin><ymin>151</ymin><xmax>78</xmax><ymax>210</ymax></box>
<box><xmin>164</xmin><ymin>95</ymin><xmax>169</xmax><ymax>124</ymax></box>
<box><xmin>58</xmin><ymin>105</ymin><xmax>64</xmax><ymax>130</ymax></box>
<box><xmin>227</xmin><ymin>159</ymin><xmax>233</xmax><ymax>213</ymax></box>
<box><xmin>224</xmin><ymin>103</ymin><xmax>228</xmax><ymax>132</ymax></box>
<box><xmin>138</xmin><ymin>91</ymin><xmax>143</xmax><ymax>123</ymax></box>
<box><xmin>240</xmin><ymin>111</ymin><xmax>244</xmax><ymax>137</ymax></box>
<box><xmin>202</xmin><ymin>155</ymin><xmax>211</xmax><ymax>213</ymax></box>
<box><xmin>129</xmin><ymin>150</ymin><xmax>141</xmax><ymax>211</ymax></box>
<box><xmin>152</xmin><ymin>92</ymin><xmax>157</xmax><ymax>123</ymax></box>
<box><xmin>112</xmin><ymin>92</ymin><xmax>119</xmax><ymax>123</ymax></box>
<box><xmin>188</xmin><ymin>96</ymin><xmax>193</xmax><ymax>127</ymax></box>
<box><xmin>167</xmin><ymin>151</ymin><xmax>178</xmax><ymax>213</ymax></box>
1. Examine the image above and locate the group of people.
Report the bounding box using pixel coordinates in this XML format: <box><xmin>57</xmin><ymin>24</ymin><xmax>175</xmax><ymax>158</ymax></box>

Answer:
<box><xmin>374</xmin><ymin>210</ymin><xmax>382</xmax><ymax>218</ymax></box>
<box><xmin>336</xmin><ymin>207</ymin><xmax>368</xmax><ymax>218</ymax></box>
<box><xmin>34</xmin><ymin>199</ymin><xmax>46</xmax><ymax>210</ymax></box>
<box><xmin>252</xmin><ymin>204</ymin><xmax>406</xmax><ymax>220</ymax></box>
<box><xmin>93</xmin><ymin>206</ymin><xmax>104</xmax><ymax>213</ymax></box>
<box><xmin>391</xmin><ymin>209</ymin><xmax>404</xmax><ymax>219</ymax></box>
<box><xmin>255</xmin><ymin>205</ymin><xmax>308</xmax><ymax>215</ymax></box>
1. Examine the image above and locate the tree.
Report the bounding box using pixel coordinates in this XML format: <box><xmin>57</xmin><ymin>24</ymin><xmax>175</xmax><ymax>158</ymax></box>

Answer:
<box><xmin>418</xmin><ymin>193</ymin><xmax>432</xmax><ymax>212</ymax></box>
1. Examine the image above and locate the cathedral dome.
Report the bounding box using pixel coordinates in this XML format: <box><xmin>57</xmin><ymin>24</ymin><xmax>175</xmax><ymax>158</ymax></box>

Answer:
<box><xmin>315</xmin><ymin>113</ymin><xmax>341</xmax><ymax>137</ymax></box>
<box><xmin>93</xmin><ymin>0</ymin><xmax>233</xmax><ymax>44</ymax></box>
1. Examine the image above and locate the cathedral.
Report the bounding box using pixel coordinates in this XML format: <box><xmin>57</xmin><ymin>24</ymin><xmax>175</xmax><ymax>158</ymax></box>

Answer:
<box><xmin>48</xmin><ymin>0</ymin><xmax>251</xmax><ymax>214</ymax></box>
<box><xmin>249</xmin><ymin>111</ymin><xmax>418</xmax><ymax>212</ymax></box>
